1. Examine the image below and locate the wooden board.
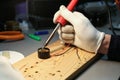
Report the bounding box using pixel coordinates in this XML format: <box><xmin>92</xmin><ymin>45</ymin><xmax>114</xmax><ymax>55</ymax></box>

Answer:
<box><xmin>13</xmin><ymin>40</ymin><xmax>102</xmax><ymax>80</ymax></box>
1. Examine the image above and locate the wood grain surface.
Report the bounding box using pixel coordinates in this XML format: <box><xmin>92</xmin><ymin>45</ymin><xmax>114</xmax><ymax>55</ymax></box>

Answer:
<box><xmin>13</xmin><ymin>40</ymin><xmax>97</xmax><ymax>80</ymax></box>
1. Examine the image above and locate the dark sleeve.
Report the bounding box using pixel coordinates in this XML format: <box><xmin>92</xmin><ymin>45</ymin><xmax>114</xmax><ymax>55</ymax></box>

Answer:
<box><xmin>107</xmin><ymin>35</ymin><xmax>120</xmax><ymax>61</ymax></box>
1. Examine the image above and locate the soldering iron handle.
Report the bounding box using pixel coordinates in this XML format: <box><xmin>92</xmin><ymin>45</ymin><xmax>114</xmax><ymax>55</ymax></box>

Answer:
<box><xmin>56</xmin><ymin>0</ymin><xmax>78</xmax><ymax>26</ymax></box>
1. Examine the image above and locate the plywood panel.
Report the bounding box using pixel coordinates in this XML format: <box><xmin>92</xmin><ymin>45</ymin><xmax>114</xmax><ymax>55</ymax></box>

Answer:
<box><xmin>13</xmin><ymin>40</ymin><xmax>100</xmax><ymax>80</ymax></box>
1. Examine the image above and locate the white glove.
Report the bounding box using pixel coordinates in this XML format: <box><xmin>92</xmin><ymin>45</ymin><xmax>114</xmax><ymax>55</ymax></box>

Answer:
<box><xmin>0</xmin><ymin>56</ymin><xmax>25</xmax><ymax>80</ymax></box>
<box><xmin>53</xmin><ymin>5</ymin><xmax>105</xmax><ymax>53</ymax></box>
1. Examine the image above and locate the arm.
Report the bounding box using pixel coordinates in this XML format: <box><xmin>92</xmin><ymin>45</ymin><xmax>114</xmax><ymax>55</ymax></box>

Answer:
<box><xmin>98</xmin><ymin>34</ymin><xmax>120</xmax><ymax>61</ymax></box>
<box><xmin>107</xmin><ymin>35</ymin><xmax>120</xmax><ymax>61</ymax></box>
<box><xmin>98</xmin><ymin>34</ymin><xmax>111</xmax><ymax>54</ymax></box>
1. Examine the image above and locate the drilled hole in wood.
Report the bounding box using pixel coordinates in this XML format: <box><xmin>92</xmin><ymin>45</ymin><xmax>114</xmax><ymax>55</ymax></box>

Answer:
<box><xmin>24</xmin><ymin>70</ymin><xmax>27</xmax><ymax>72</ymax></box>
<box><xmin>35</xmin><ymin>71</ymin><xmax>39</xmax><ymax>73</ymax></box>
<box><xmin>30</xmin><ymin>66</ymin><xmax>34</xmax><ymax>68</ymax></box>
<box><xmin>49</xmin><ymin>73</ymin><xmax>55</xmax><ymax>76</ymax></box>
<box><xmin>57</xmin><ymin>70</ymin><xmax>61</xmax><ymax>72</ymax></box>
<box><xmin>36</xmin><ymin>62</ymin><xmax>39</xmax><ymax>64</ymax></box>
<box><xmin>28</xmin><ymin>75</ymin><xmax>31</xmax><ymax>77</ymax></box>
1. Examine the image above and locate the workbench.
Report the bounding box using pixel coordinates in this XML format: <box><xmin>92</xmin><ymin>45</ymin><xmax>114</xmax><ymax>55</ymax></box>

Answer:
<box><xmin>0</xmin><ymin>28</ymin><xmax>120</xmax><ymax>80</ymax></box>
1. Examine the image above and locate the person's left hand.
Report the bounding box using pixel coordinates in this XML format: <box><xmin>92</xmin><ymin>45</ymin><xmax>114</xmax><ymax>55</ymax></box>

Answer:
<box><xmin>0</xmin><ymin>56</ymin><xmax>25</xmax><ymax>80</ymax></box>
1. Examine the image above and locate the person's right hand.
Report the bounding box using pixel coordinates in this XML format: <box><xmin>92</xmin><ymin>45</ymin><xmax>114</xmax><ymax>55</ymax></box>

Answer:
<box><xmin>53</xmin><ymin>5</ymin><xmax>105</xmax><ymax>53</ymax></box>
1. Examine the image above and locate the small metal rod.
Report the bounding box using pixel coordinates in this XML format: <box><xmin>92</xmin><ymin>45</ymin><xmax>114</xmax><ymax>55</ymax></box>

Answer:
<box><xmin>43</xmin><ymin>23</ymin><xmax>61</xmax><ymax>48</ymax></box>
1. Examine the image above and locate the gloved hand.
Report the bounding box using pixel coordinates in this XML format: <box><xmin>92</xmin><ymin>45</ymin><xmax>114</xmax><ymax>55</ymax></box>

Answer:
<box><xmin>53</xmin><ymin>5</ymin><xmax>105</xmax><ymax>53</ymax></box>
<box><xmin>0</xmin><ymin>56</ymin><xmax>25</xmax><ymax>80</ymax></box>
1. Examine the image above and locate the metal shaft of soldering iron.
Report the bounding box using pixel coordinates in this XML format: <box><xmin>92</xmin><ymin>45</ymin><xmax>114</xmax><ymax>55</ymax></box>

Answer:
<box><xmin>43</xmin><ymin>23</ymin><xmax>61</xmax><ymax>48</ymax></box>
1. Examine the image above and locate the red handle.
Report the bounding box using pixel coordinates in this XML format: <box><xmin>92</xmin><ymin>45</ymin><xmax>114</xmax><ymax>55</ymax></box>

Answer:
<box><xmin>56</xmin><ymin>0</ymin><xmax>78</xmax><ymax>26</ymax></box>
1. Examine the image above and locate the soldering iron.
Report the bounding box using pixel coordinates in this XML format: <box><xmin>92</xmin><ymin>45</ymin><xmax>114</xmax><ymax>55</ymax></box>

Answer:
<box><xmin>43</xmin><ymin>0</ymin><xmax>79</xmax><ymax>48</ymax></box>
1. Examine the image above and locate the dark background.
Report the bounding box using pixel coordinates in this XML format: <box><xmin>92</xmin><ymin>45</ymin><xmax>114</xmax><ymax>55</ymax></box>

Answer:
<box><xmin>0</xmin><ymin>0</ymin><xmax>115</xmax><ymax>30</ymax></box>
